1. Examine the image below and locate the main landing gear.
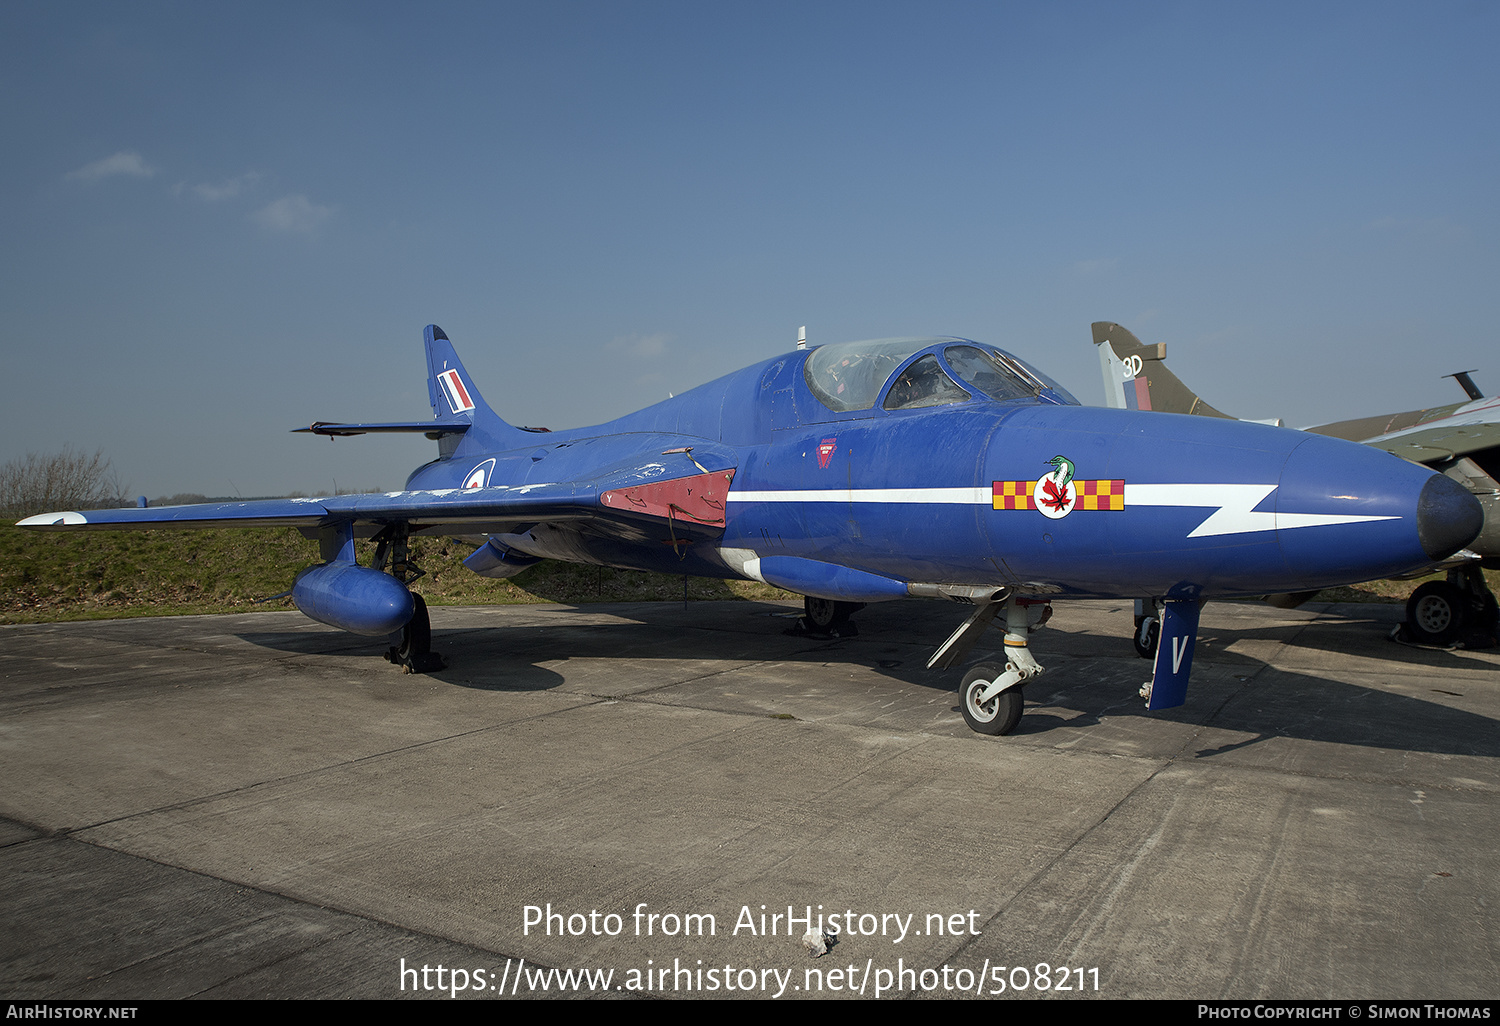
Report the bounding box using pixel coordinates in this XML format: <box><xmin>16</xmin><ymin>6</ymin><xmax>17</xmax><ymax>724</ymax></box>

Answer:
<box><xmin>372</xmin><ymin>523</ymin><xmax>446</xmax><ymax>673</ymax></box>
<box><xmin>927</xmin><ymin>595</ymin><xmax>1051</xmax><ymax>736</ymax></box>
<box><xmin>386</xmin><ymin>593</ymin><xmax>446</xmax><ymax>673</ymax></box>
<box><xmin>1132</xmin><ymin>601</ymin><xmax>1161</xmax><ymax>660</ymax></box>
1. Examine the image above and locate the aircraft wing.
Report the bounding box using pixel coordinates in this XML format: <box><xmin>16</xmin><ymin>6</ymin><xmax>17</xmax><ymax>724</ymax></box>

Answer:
<box><xmin>17</xmin><ymin>435</ymin><xmax>739</xmax><ymax>542</ymax></box>
<box><xmin>17</xmin><ymin>497</ymin><xmax>334</xmax><ymax>530</ymax></box>
<box><xmin>15</xmin><ymin>487</ymin><xmax>595</xmax><ymax>535</ymax></box>
<box><xmin>1354</xmin><ymin>400</ymin><xmax>1500</xmax><ymax>464</ymax></box>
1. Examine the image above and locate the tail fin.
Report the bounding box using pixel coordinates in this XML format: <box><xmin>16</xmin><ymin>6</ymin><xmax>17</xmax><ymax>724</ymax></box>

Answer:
<box><xmin>424</xmin><ymin>324</ymin><xmax>537</xmax><ymax>453</ymax></box>
<box><xmin>1091</xmin><ymin>321</ymin><xmax>1234</xmax><ymax>419</ymax></box>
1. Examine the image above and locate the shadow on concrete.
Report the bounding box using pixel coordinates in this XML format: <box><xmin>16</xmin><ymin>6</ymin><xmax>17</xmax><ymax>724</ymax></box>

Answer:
<box><xmin>236</xmin><ymin>597</ymin><xmax>1499</xmax><ymax>756</ymax></box>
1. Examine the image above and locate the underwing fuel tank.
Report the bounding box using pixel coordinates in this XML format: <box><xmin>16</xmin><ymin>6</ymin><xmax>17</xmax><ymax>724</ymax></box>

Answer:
<box><xmin>291</xmin><ymin>561</ymin><xmax>416</xmax><ymax>636</ymax></box>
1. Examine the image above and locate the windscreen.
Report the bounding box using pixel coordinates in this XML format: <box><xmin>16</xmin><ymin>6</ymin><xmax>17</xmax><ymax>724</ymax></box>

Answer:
<box><xmin>942</xmin><ymin>345</ymin><xmax>1038</xmax><ymax>402</ymax></box>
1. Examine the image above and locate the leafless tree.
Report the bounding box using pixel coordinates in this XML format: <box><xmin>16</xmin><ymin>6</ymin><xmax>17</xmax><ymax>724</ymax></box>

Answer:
<box><xmin>0</xmin><ymin>448</ymin><xmax>130</xmax><ymax>517</ymax></box>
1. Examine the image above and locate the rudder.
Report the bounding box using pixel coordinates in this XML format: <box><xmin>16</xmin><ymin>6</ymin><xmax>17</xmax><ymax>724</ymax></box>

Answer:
<box><xmin>423</xmin><ymin>324</ymin><xmax>536</xmax><ymax>453</ymax></box>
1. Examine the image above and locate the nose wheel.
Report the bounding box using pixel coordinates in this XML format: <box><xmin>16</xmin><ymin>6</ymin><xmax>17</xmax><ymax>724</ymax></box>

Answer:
<box><xmin>960</xmin><ymin>663</ymin><xmax>1025</xmax><ymax>735</ymax></box>
<box><xmin>1406</xmin><ymin>581</ymin><xmax>1466</xmax><ymax>644</ymax></box>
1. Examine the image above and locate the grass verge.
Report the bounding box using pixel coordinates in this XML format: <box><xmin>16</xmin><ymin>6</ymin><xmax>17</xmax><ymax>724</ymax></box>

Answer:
<box><xmin>0</xmin><ymin>524</ymin><xmax>797</xmax><ymax>624</ymax></box>
<box><xmin>2</xmin><ymin>523</ymin><xmax>1492</xmax><ymax>624</ymax></box>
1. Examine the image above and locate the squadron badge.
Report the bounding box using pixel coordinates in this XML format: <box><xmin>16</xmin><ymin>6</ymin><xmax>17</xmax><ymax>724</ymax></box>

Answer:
<box><xmin>992</xmin><ymin>455</ymin><xmax>1124</xmax><ymax>519</ymax></box>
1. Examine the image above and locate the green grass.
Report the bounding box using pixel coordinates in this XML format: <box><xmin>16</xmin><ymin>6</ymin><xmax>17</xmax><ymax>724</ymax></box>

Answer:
<box><xmin>2</xmin><ymin>522</ymin><xmax>1492</xmax><ymax>625</ymax></box>
<box><xmin>0</xmin><ymin>524</ymin><xmax>796</xmax><ymax>624</ymax></box>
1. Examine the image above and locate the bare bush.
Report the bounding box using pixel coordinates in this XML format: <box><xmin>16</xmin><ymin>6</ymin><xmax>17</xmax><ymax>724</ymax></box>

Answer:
<box><xmin>0</xmin><ymin>448</ymin><xmax>130</xmax><ymax>517</ymax></box>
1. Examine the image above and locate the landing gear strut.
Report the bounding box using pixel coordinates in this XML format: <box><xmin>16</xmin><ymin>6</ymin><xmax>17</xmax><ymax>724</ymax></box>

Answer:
<box><xmin>928</xmin><ymin>595</ymin><xmax>1049</xmax><ymax>736</ymax></box>
<box><xmin>1133</xmin><ymin>599</ymin><xmax>1161</xmax><ymax>659</ymax></box>
<box><xmin>372</xmin><ymin>523</ymin><xmax>446</xmax><ymax>673</ymax></box>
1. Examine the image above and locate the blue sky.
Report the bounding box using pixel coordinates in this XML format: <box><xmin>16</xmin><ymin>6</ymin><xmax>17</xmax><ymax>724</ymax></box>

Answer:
<box><xmin>3</xmin><ymin>1</ymin><xmax>1496</xmax><ymax>498</ymax></box>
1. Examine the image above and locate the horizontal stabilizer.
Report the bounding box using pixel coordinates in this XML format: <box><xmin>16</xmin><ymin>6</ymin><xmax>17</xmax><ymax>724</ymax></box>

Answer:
<box><xmin>295</xmin><ymin>420</ymin><xmax>472</xmax><ymax>437</ymax></box>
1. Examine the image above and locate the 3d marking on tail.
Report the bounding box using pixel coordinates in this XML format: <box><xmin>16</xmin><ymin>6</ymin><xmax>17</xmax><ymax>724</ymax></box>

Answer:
<box><xmin>1092</xmin><ymin>321</ymin><xmax>1233</xmax><ymax>418</ymax></box>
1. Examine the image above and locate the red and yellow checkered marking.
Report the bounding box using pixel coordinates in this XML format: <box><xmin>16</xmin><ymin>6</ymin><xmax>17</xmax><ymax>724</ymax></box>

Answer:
<box><xmin>992</xmin><ymin>480</ymin><xmax>1035</xmax><ymax>510</ymax></box>
<box><xmin>991</xmin><ymin>479</ymin><xmax>1125</xmax><ymax>511</ymax></box>
<box><xmin>1074</xmin><ymin>479</ymin><xmax>1125</xmax><ymax>511</ymax></box>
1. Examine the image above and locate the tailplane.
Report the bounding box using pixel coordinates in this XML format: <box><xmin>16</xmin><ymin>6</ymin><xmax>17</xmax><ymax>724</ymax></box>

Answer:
<box><xmin>296</xmin><ymin>324</ymin><xmax>542</xmax><ymax>452</ymax></box>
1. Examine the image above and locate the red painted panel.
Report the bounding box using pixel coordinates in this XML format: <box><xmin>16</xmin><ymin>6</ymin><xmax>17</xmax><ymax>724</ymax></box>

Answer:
<box><xmin>599</xmin><ymin>469</ymin><xmax>737</xmax><ymax>527</ymax></box>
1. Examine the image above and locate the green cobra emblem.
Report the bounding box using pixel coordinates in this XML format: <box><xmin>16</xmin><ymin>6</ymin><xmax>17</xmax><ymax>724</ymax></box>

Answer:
<box><xmin>1046</xmin><ymin>455</ymin><xmax>1075</xmax><ymax>488</ymax></box>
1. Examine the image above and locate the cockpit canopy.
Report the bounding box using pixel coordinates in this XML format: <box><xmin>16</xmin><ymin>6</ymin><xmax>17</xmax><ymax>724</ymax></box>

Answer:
<box><xmin>803</xmin><ymin>336</ymin><xmax>1079</xmax><ymax>414</ymax></box>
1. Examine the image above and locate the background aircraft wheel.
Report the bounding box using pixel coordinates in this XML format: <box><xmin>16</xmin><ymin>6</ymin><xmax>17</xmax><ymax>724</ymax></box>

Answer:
<box><xmin>1133</xmin><ymin>615</ymin><xmax>1160</xmax><ymax>659</ymax></box>
<box><xmin>804</xmin><ymin>596</ymin><xmax>840</xmax><ymax>629</ymax></box>
<box><xmin>959</xmin><ymin>663</ymin><xmax>1023</xmax><ymax>735</ymax></box>
<box><xmin>802</xmin><ymin>596</ymin><xmax>864</xmax><ymax>633</ymax></box>
<box><xmin>1405</xmin><ymin>582</ymin><xmax>1468</xmax><ymax>645</ymax></box>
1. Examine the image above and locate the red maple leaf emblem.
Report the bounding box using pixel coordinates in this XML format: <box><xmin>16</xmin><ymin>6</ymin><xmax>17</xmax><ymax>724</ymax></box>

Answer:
<box><xmin>1039</xmin><ymin>477</ymin><xmax>1071</xmax><ymax>513</ymax></box>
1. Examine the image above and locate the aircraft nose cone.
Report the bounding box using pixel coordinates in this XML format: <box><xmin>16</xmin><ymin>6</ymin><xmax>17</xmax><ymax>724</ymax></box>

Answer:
<box><xmin>1416</xmin><ymin>473</ymin><xmax>1484</xmax><ymax>561</ymax></box>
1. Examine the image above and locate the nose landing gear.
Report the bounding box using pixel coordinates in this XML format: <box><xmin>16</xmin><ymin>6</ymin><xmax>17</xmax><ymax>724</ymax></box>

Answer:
<box><xmin>929</xmin><ymin>595</ymin><xmax>1049</xmax><ymax>735</ymax></box>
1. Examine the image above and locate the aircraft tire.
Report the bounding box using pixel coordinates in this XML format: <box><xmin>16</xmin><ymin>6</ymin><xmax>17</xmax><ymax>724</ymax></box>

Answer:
<box><xmin>959</xmin><ymin>663</ymin><xmax>1024</xmax><ymax>736</ymax></box>
<box><xmin>395</xmin><ymin>593</ymin><xmax>445</xmax><ymax>672</ymax></box>
<box><xmin>1405</xmin><ymin>581</ymin><xmax>1468</xmax><ymax>645</ymax></box>
<box><xmin>1133</xmin><ymin>615</ymin><xmax>1160</xmax><ymax>659</ymax></box>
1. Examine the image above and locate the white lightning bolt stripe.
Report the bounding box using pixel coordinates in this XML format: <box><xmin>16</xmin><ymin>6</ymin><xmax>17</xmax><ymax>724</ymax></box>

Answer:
<box><xmin>1125</xmin><ymin>484</ymin><xmax>1399</xmax><ymax>537</ymax></box>
<box><xmin>728</xmin><ymin>488</ymin><xmax>991</xmax><ymax>504</ymax></box>
<box><xmin>727</xmin><ymin>484</ymin><xmax>1399</xmax><ymax>538</ymax></box>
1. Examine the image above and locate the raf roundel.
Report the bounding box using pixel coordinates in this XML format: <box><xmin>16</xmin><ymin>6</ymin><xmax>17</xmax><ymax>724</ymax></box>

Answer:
<box><xmin>463</xmin><ymin>458</ymin><xmax>495</xmax><ymax>489</ymax></box>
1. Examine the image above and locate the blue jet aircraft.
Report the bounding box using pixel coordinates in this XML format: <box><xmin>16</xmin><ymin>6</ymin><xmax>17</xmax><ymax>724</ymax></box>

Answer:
<box><xmin>19</xmin><ymin>325</ymin><xmax>1484</xmax><ymax>735</ymax></box>
<box><xmin>1093</xmin><ymin>320</ymin><xmax>1499</xmax><ymax>649</ymax></box>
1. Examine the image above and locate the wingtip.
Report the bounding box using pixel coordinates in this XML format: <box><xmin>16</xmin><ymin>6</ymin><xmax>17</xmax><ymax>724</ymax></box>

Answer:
<box><xmin>17</xmin><ymin>511</ymin><xmax>87</xmax><ymax>528</ymax></box>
